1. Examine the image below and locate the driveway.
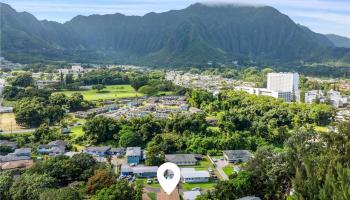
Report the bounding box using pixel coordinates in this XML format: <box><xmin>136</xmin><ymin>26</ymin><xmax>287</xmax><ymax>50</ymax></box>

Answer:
<box><xmin>208</xmin><ymin>156</ymin><xmax>229</xmax><ymax>180</ymax></box>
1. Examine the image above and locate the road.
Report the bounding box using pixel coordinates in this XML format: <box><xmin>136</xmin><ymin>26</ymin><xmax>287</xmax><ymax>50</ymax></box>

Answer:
<box><xmin>208</xmin><ymin>155</ymin><xmax>229</xmax><ymax>180</ymax></box>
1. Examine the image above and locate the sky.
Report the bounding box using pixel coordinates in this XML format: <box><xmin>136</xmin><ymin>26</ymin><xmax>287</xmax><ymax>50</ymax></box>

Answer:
<box><xmin>1</xmin><ymin>0</ymin><xmax>350</xmax><ymax>38</ymax></box>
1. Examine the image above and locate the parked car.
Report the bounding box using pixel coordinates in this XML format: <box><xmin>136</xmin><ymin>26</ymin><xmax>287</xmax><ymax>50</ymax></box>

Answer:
<box><xmin>208</xmin><ymin>168</ymin><xmax>214</xmax><ymax>173</ymax></box>
<box><xmin>147</xmin><ymin>178</ymin><xmax>152</xmax><ymax>184</ymax></box>
<box><xmin>154</xmin><ymin>178</ymin><xmax>159</xmax><ymax>183</ymax></box>
<box><xmin>212</xmin><ymin>175</ymin><xmax>218</xmax><ymax>180</ymax></box>
<box><xmin>192</xmin><ymin>187</ymin><xmax>201</xmax><ymax>191</ymax></box>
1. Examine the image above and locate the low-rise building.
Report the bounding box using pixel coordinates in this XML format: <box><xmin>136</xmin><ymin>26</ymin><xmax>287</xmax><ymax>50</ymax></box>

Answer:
<box><xmin>237</xmin><ymin>196</ymin><xmax>261</xmax><ymax>200</ymax></box>
<box><xmin>165</xmin><ymin>154</ymin><xmax>197</xmax><ymax>166</ymax></box>
<box><xmin>183</xmin><ymin>191</ymin><xmax>201</xmax><ymax>200</ymax></box>
<box><xmin>181</xmin><ymin>168</ymin><xmax>210</xmax><ymax>183</ymax></box>
<box><xmin>126</xmin><ymin>147</ymin><xmax>142</xmax><ymax>164</ymax></box>
<box><xmin>13</xmin><ymin>148</ymin><xmax>31</xmax><ymax>157</ymax></box>
<box><xmin>133</xmin><ymin>166</ymin><xmax>158</xmax><ymax>177</ymax></box>
<box><xmin>223</xmin><ymin>150</ymin><xmax>253</xmax><ymax>163</ymax></box>
<box><xmin>0</xmin><ymin>140</ymin><xmax>17</xmax><ymax>150</ymax></box>
<box><xmin>83</xmin><ymin>146</ymin><xmax>111</xmax><ymax>157</ymax></box>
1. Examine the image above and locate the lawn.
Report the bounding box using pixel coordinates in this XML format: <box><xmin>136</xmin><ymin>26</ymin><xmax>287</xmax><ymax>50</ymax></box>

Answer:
<box><xmin>184</xmin><ymin>157</ymin><xmax>215</xmax><ymax>171</ymax></box>
<box><xmin>223</xmin><ymin>165</ymin><xmax>233</xmax><ymax>177</ymax></box>
<box><xmin>54</xmin><ymin>85</ymin><xmax>144</xmax><ymax>101</ymax></box>
<box><xmin>315</xmin><ymin>126</ymin><xmax>329</xmax><ymax>132</ymax></box>
<box><xmin>71</xmin><ymin>125</ymin><xmax>84</xmax><ymax>138</ymax></box>
<box><xmin>182</xmin><ymin>181</ymin><xmax>216</xmax><ymax>190</ymax></box>
<box><xmin>0</xmin><ymin>113</ymin><xmax>25</xmax><ymax>132</ymax></box>
<box><xmin>136</xmin><ymin>178</ymin><xmax>161</xmax><ymax>189</ymax></box>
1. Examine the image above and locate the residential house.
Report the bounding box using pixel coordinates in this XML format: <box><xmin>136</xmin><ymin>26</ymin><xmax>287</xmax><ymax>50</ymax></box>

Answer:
<box><xmin>181</xmin><ymin>168</ymin><xmax>210</xmax><ymax>183</ymax></box>
<box><xmin>13</xmin><ymin>148</ymin><xmax>31</xmax><ymax>157</ymax></box>
<box><xmin>132</xmin><ymin>166</ymin><xmax>158</xmax><ymax>178</ymax></box>
<box><xmin>165</xmin><ymin>154</ymin><xmax>197</xmax><ymax>166</ymax></box>
<box><xmin>37</xmin><ymin>140</ymin><xmax>67</xmax><ymax>156</ymax></box>
<box><xmin>120</xmin><ymin>164</ymin><xmax>133</xmax><ymax>176</ymax></box>
<box><xmin>49</xmin><ymin>146</ymin><xmax>66</xmax><ymax>157</ymax></box>
<box><xmin>183</xmin><ymin>191</ymin><xmax>201</xmax><ymax>200</ymax></box>
<box><xmin>126</xmin><ymin>147</ymin><xmax>142</xmax><ymax>164</ymax></box>
<box><xmin>37</xmin><ymin>145</ymin><xmax>52</xmax><ymax>154</ymax></box>
<box><xmin>109</xmin><ymin>147</ymin><xmax>125</xmax><ymax>157</ymax></box>
<box><xmin>83</xmin><ymin>146</ymin><xmax>111</xmax><ymax>157</ymax></box>
<box><xmin>223</xmin><ymin>150</ymin><xmax>253</xmax><ymax>163</ymax></box>
<box><xmin>237</xmin><ymin>197</ymin><xmax>261</xmax><ymax>200</ymax></box>
<box><xmin>0</xmin><ymin>140</ymin><xmax>17</xmax><ymax>150</ymax></box>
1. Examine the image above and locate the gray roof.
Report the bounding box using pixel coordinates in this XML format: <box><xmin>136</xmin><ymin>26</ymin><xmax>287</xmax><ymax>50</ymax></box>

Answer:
<box><xmin>126</xmin><ymin>147</ymin><xmax>141</xmax><ymax>157</ymax></box>
<box><xmin>133</xmin><ymin>166</ymin><xmax>158</xmax><ymax>173</ymax></box>
<box><xmin>14</xmin><ymin>148</ymin><xmax>31</xmax><ymax>154</ymax></box>
<box><xmin>48</xmin><ymin>140</ymin><xmax>67</xmax><ymax>147</ymax></box>
<box><xmin>223</xmin><ymin>150</ymin><xmax>252</xmax><ymax>159</ymax></box>
<box><xmin>121</xmin><ymin>164</ymin><xmax>133</xmax><ymax>173</ymax></box>
<box><xmin>237</xmin><ymin>196</ymin><xmax>261</xmax><ymax>200</ymax></box>
<box><xmin>0</xmin><ymin>140</ymin><xmax>17</xmax><ymax>148</ymax></box>
<box><xmin>110</xmin><ymin>147</ymin><xmax>125</xmax><ymax>153</ymax></box>
<box><xmin>165</xmin><ymin>154</ymin><xmax>197</xmax><ymax>164</ymax></box>
<box><xmin>0</xmin><ymin>155</ymin><xmax>31</xmax><ymax>162</ymax></box>
<box><xmin>85</xmin><ymin>146</ymin><xmax>111</xmax><ymax>153</ymax></box>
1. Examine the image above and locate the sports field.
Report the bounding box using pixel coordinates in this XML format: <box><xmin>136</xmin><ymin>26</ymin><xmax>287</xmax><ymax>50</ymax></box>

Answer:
<box><xmin>54</xmin><ymin>85</ymin><xmax>144</xmax><ymax>101</ymax></box>
<box><xmin>0</xmin><ymin>113</ymin><xmax>23</xmax><ymax>132</ymax></box>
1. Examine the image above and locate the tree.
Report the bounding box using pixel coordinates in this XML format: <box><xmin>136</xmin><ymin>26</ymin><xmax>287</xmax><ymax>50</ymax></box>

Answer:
<box><xmin>87</xmin><ymin>169</ymin><xmax>116</xmax><ymax>194</ymax></box>
<box><xmin>145</xmin><ymin>141</ymin><xmax>165</xmax><ymax>166</ymax></box>
<box><xmin>67</xmin><ymin>93</ymin><xmax>87</xmax><ymax>112</ymax></box>
<box><xmin>10</xmin><ymin>173</ymin><xmax>55</xmax><ymax>200</ymax></box>
<box><xmin>118</xmin><ymin>126</ymin><xmax>141</xmax><ymax>147</ymax></box>
<box><xmin>39</xmin><ymin>187</ymin><xmax>82</xmax><ymax>200</ymax></box>
<box><xmin>92</xmin><ymin>84</ymin><xmax>106</xmax><ymax>92</ymax></box>
<box><xmin>28</xmin><ymin>154</ymin><xmax>97</xmax><ymax>185</ymax></box>
<box><xmin>83</xmin><ymin>116</ymin><xmax>120</xmax><ymax>144</ymax></box>
<box><xmin>92</xmin><ymin>180</ymin><xmax>143</xmax><ymax>200</ymax></box>
<box><xmin>138</xmin><ymin>85</ymin><xmax>158</xmax><ymax>96</ymax></box>
<box><xmin>0</xmin><ymin>172</ymin><xmax>13</xmax><ymax>200</ymax></box>
<box><xmin>130</xmin><ymin>75</ymin><xmax>148</xmax><ymax>91</ymax></box>
<box><xmin>44</xmin><ymin>105</ymin><xmax>65</xmax><ymax>125</ymax></box>
<box><xmin>0</xmin><ymin>146</ymin><xmax>14</xmax><ymax>155</ymax></box>
<box><xmin>12</xmin><ymin>73</ymin><xmax>33</xmax><ymax>87</ymax></box>
<box><xmin>49</xmin><ymin>93</ymin><xmax>68</xmax><ymax>107</ymax></box>
<box><xmin>31</xmin><ymin>124</ymin><xmax>63</xmax><ymax>143</ymax></box>
<box><xmin>14</xmin><ymin>97</ymin><xmax>46</xmax><ymax>127</ymax></box>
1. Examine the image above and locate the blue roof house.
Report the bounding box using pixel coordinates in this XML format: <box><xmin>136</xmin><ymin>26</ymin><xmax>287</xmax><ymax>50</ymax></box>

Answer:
<box><xmin>126</xmin><ymin>147</ymin><xmax>142</xmax><ymax>164</ymax></box>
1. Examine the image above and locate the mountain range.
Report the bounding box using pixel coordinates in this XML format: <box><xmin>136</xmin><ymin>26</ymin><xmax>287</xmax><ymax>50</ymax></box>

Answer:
<box><xmin>1</xmin><ymin>2</ymin><xmax>350</xmax><ymax>66</ymax></box>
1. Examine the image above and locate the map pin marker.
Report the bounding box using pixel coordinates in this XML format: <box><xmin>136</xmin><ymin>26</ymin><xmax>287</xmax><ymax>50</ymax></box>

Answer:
<box><xmin>157</xmin><ymin>162</ymin><xmax>181</xmax><ymax>195</ymax></box>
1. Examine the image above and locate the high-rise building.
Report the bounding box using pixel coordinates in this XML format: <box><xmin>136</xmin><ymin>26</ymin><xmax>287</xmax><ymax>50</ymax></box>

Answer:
<box><xmin>267</xmin><ymin>72</ymin><xmax>299</xmax><ymax>101</ymax></box>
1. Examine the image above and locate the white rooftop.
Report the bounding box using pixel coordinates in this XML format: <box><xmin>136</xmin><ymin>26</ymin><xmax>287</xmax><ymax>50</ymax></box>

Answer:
<box><xmin>183</xmin><ymin>191</ymin><xmax>201</xmax><ymax>200</ymax></box>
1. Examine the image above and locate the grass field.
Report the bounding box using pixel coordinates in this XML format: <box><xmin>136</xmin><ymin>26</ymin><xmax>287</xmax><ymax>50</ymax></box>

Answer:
<box><xmin>54</xmin><ymin>85</ymin><xmax>144</xmax><ymax>101</ymax></box>
<box><xmin>136</xmin><ymin>178</ymin><xmax>161</xmax><ymax>189</ymax></box>
<box><xmin>182</xmin><ymin>181</ymin><xmax>216</xmax><ymax>190</ymax></box>
<box><xmin>71</xmin><ymin>126</ymin><xmax>84</xmax><ymax>138</ymax></box>
<box><xmin>223</xmin><ymin>166</ymin><xmax>234</xmax><ymax>177</ymax></box>
<box><xmin>0</xmin><ymin>113</ymin><xmax>24</xmax><ymax>132</ymax></box>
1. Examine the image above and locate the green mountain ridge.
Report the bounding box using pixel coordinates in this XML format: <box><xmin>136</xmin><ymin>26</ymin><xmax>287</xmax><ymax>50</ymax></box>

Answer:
<box><xmin>326</xmin><ymin>34</ymin><xmax>350</xmax><ymax>48</ymax></box>
<box><xmin>1</xmin><ymin>2</ymin><xmax>349</xmax><ymax>65</ymax></box>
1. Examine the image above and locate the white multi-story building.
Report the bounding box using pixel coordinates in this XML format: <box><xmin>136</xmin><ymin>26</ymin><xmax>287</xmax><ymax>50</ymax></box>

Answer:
<box><xmin>328</xmin><ymin>90</ymin><xmax>348</xmax><ymax>108</ymax></box>
<box><xmin>304</xmin><ymin>90</ymin><xmax>325</xmax><ymax>104</ymax></box>
<box><xmin>234</xmin><ymin>86</ymin><xmax>292</xmax><ymax>102</ymax></box>
<box><xmin>267</xmin><ymin>72</ymin><xmax>299</xmax><ymax>101</ymax></box>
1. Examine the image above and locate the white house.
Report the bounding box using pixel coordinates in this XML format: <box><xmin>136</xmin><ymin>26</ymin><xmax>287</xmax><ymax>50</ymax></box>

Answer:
<box><xmin>183</xmin><ymin>191</ymin><xmax>201</xmax><ymax>200</ymax></box>
<box><xmin>181</xmin><ymin>168</ymin><xmax>210</xmax><ymax>183</ymax></box>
